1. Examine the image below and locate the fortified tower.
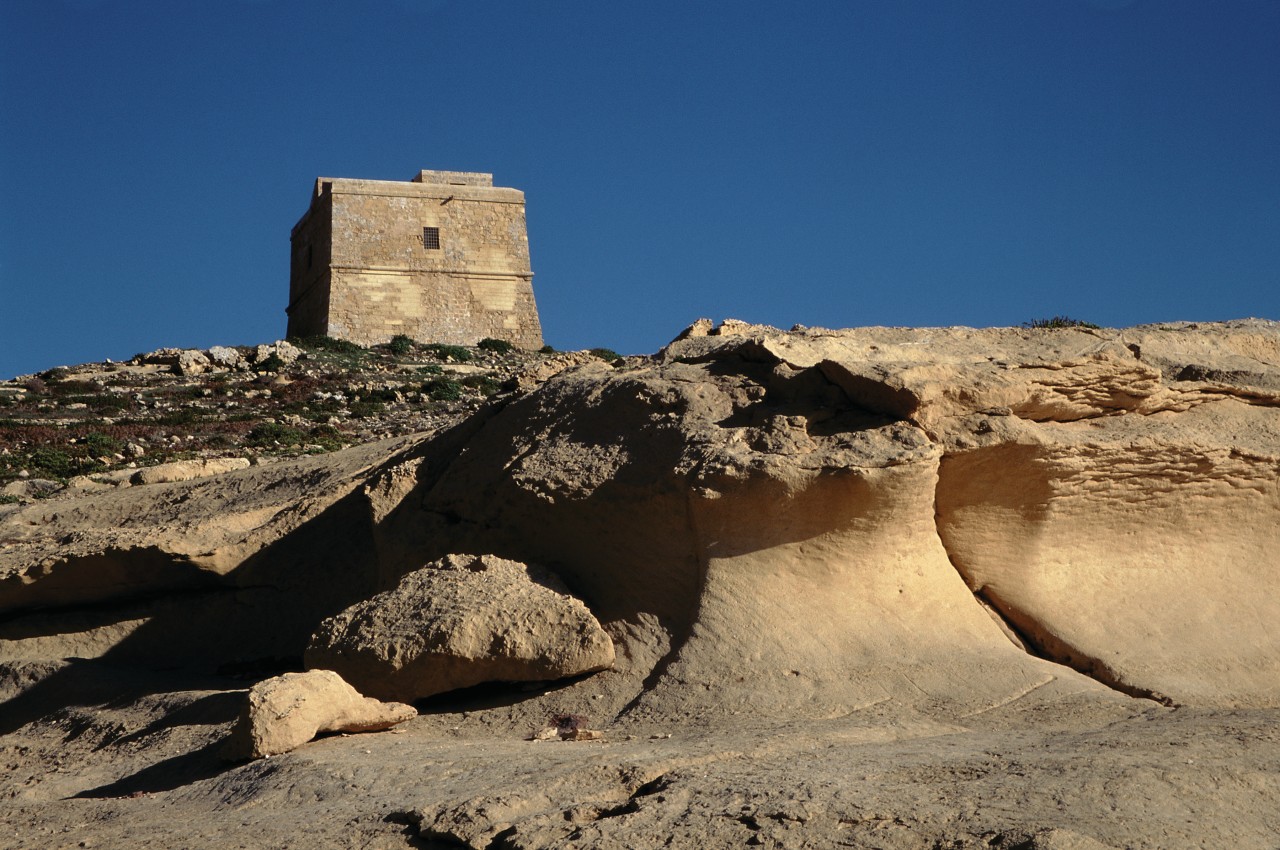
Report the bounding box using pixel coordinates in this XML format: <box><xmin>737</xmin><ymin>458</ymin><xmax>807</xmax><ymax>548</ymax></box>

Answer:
<box><xmin>286</xmin><ymin>170</ymin><xmax>543</xmax><ymax>348</ymax></box>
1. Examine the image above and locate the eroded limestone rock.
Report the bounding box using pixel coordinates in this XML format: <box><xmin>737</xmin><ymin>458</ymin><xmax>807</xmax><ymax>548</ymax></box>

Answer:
<box><xmin>222</xmin><ymin>669</ymin><xmax>415</xmax><ymax>761</ymax></box>
<box><xmin>305</xmin><ymin>554</ymin><xmax>615</xmax><ymax>703</ymax></box>
<box><xmin>130</xmin><ymin>457</ymin><xmax>252</xmax><ymax>486</ymax></box>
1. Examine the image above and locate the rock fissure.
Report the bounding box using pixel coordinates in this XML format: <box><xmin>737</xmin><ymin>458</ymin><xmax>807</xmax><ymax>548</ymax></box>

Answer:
<box><xmin>931</xmin><ymin>453</ymin><xmax>1181</xmax><ymax>708</ymax></box>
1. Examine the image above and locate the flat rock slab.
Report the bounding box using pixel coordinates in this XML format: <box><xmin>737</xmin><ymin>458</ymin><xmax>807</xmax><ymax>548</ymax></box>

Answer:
<box><xmin>305</xmin><ymin>554</ymin><xmax>615</xmax><ymax>703</ymax></box>
<box><xmin>222</xmin><ymin>669</ymin><xmax>415</xmax><ymax>760</ymax></box>
<box><xmin>131</xmin><ymin>457</ymin><xmax>251</xmax><ymax>486</ymax></box>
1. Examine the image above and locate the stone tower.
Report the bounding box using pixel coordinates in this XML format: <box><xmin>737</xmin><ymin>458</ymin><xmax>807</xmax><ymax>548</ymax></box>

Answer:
<box><xmin>286</xmin><ymin>170</ymin><xmax>543</xmax><ymax>349</ymax></box>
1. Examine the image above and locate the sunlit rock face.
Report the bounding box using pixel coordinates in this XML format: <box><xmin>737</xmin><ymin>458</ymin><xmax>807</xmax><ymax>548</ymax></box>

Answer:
<box><xmin>371</xmin><ymin>318</ymin><xmax>1280</xmax><ymax>717</ymax></box>
<box><xmin>3</xmin><ymin>319</ymin><xmax>1278</xmax><ymax>721</ymax></box>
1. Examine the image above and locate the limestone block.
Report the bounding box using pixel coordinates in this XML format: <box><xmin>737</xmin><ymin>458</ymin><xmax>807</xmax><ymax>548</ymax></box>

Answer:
<box><xmin>207</xmin><ymin>346</ymin><xmax>245</xmax><ymax>370</ymax></box>
<box><xmin>305</xmin><ymin>554</ymin><xmax>615</xmax><ymax>703</ymax></box>
<box><xmin>222</xmin><ymin>670</ymin><xmax>415</xmax><ymax>760</ymax></box>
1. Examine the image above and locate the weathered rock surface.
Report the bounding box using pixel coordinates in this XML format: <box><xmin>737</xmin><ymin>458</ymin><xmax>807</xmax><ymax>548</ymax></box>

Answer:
<box><xmin>305</xmin><ymin>554</ymin><xmax>615</xmax><ymax>703</ymax></box>
<box><xmin>0</xmin><ymin>438</ymin><xmax>416</xmax><ymax>665</ymax></box>
<box><xmin>2</xmin><ymin>321</ymin><xmax>1279</xmax><ymax>849</ymax></box>
<box><xmin>364</xmin><ymin>319</ymin><xmax>1280</xmax><ymax>719</ymax></box>
<box><xmin>129</xmin><ymin>457</ymin><xmax>252</xmax><ymax>485</ymax></box>
<box><xmin>206</xmin><ymin>344</ymin><xmax>245</xmax><ymax>369</ymax></box>
<box><xmin>222</xmin><ymin>669</ymin><xmax>415</xmax><ymax>760</ymax></box>
<box><xmin>252</xmin><ymin>339</ymin><xmax>303</xmax><ymax>367</ymax></box>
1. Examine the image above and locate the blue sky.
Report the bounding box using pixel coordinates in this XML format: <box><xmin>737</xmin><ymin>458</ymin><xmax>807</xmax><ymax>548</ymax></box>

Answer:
<box><xmin>1</xmin><ymin>0</ymin><xmax>1277</xmax><ymax>378</ymax></box>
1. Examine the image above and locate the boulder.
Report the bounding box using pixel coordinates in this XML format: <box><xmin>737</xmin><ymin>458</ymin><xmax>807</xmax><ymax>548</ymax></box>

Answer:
<box><xmin>207</xmin><ymin>345</ymin><xmax>245</xmax><ymax>370</ymax></box>
<box><xmin>1</xmin><ymin>479</ymin><xmax>61</xmax><ymax>500</ymax></box>
<box><xmin>222</xmin><ymin>669</ymin><xmax>415</xmax><ymax>760</ymax></box>
<box><xmin>175</xmin><ymin>349</ymin><xmax>211</xmax><ymax>376</ymax></box>
<box><xmin>305</xmin><ymin>554</ymin><xmax>615</xmax><ymax>703</ymax></box>
<box><xmin>253</xmin><ymin>340</ymin><xmax>303</xmax><ymax>367</ymax></box>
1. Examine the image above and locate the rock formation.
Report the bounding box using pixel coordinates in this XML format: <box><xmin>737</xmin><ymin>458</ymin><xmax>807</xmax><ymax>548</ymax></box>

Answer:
<box><xmin>222</xmin><ymin>670</ymin><xmax>415</xmax><ymax>760</ymax></box>
<box><xmin>368</xmin><ymin>318</ymin><xmax>1280</xmax><ymax>716</ymax></box>
<box><xmin>305</xmin><ymin>554</ymin><xmax>615</xmax><ymax>703</ymax></box>
<box><xmin>2</xmin><ymin>320</ymin><xmax>1278</xmax><ymax>848</ymax></box>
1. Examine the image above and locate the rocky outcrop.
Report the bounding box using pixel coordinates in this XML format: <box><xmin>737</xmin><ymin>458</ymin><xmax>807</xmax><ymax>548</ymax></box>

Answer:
<box><xmin>2</xmin><ymin>321</ymin><xmax>1279</xmax><ymax>850</ymax></box>
<box><xmin>222</xmin><ymin>669</ymin><xmax>415</xmax><ymax>760</ymax></box>
<box><xmin>2</xmin><ymin>320</ymin><xmax>1278</xmax><ymax>716</ymax></box>
<box><xmin>305</xmin><ymin>554</ymin><xmax>615</xmax><ymax>703</ymax></box>
<box><xmin>0</xmin><ymin>438</ymin><xmax>415</xmax><ymax>666</ymax></box>
<box><xmin>129</xmin><ymin>457</ymin><xmax>252</xmax><ymax>486</ymax></box>
<box><xmin>369</xmin><ymin>318</ymin><xmax>1280</xmax><ymax>716</ymax></box>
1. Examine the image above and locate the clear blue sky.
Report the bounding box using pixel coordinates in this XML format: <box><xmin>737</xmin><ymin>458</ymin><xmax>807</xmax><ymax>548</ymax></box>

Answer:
<box><xmin>2</xmin><ymin>0</ymin><xmax>1277</xmax><ymax>378</ymax></box>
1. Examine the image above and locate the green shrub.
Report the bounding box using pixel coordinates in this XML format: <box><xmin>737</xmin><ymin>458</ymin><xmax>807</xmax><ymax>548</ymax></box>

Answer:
<box><xmin>424</xmin><ymin>344</ymin><xmax>472</xmax><ymax>363</ymax></box>
<box><xmin>357</xmin><ymin>387</ymin><xmax>401</xmax><ymax>404</ymax></box>
<box><xmin>307</xmin><ymin>424</ymin><xmax>345</xmax><ymax>452</ymax></box>
<box><xmin>156</xmin><ymin>409</ymin><xmax>201</xmax><ymax>427</ymax></box>
<box><xmin>1022</xmin><ymin>316</ymin><xmax>1101</xmax><ymax>330</ymax></box>
<box><xmin>538</xmin><ymin>344</ymin><xmax>556</xmax><ymax>355</ymax></box>
<box><xmin>348</xmin><ymin>401</ymin><xmax>385</xmax><ymax>418</ymax></box>
<box><xmin>255</xmin><ymin>352</ymin><xmax>286</xmax><ymax>373</ymax></box>
<box><xmin>288</xmin><ymin>335</ymin><xmax>366</xmax><ymax>355</ymax></box>
<box><xmin>588</xmin><ymin>347</ymin><xmax>622</xmax><ymax>363</ymax></box>
<box><xmin>415</xmin><ymin>364</ymin><xmax>443</xmax><ymax>376</ymax></box>
<box><xmin>0</xmin><ymin>494</ymin><xmax>20</xmax><ymax>506</ymax></box>
<box><xmin>82</xmin><ymin>432</ymin><xmax>123</xmax><ymax>458</ymax></box>
<box><xmin>49</xmin><ymin>379</ymin><xmax>101</xmax><ymax>397</ymax></box>
<box><xmin>460</xmin><ymin>373</ymin><xmax>502</xmax><ymax>396</ymax></box>
<box><xmin>245</xmin><ymin>423</ymin><xmax>304</xmax><ymax>447</ymax></box>
<box><xmin>27</xmin><ymin>447</ymin><xmax>76</xmax><ymax>478</ymax></box>
<box><xmin>388</xmin><ymin>334</ymin><xmax>415</xmax><ymax>355</ymax></box>
<box><xmin>424</xmin><ymin>378</ymin><xmax>463</xmax><ymax>401</ymax></box>
<box><xmin>39</xmin><ymin>367</ymin><xmax>71</xmax><ymax>384</ymax></box>
<box><xmin>477</xmin><ymin>337</ymin><xmax>514</xmax><ymax>355</ymax></box>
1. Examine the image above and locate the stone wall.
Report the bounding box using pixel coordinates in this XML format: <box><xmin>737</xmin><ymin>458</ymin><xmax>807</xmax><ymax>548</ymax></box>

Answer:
<box><xmin>286</xmin><ymin>172</ymin><xmax>543</xmax><ymax>349</ymax></box>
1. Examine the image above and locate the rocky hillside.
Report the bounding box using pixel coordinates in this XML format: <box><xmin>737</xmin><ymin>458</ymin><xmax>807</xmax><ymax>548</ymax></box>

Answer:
<box><xmin>0</xmin><ymin>335</ymin><xmax>622</xmax><ymax>501</ymax></box>
<box><xmin>1</xmin><ymin>319</ymin><xmax>1278</xmax><ymax>849</ymax></box>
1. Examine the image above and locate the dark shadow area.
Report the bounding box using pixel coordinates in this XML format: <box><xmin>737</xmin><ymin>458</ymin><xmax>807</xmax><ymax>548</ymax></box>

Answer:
<box><xmin>73</xmin><ymin>738</ymin><xmax>232</xmax><ymax>798</ymax></box>
<box><xmin>0</xmin><ymin>471</ymin><xmax>390</xmax><ymax>806</ymax></box>
<box><xmin>0</xmin><ymin>658</ymin><xmax>241</xmax><ymax>737</ymax></box>
<box><xmin>0</xmin><ymin>546</ymin><xmax>221</xmax><ymax>617</ymax></box>
<box><xmin>382</xmin><ymin>810</ymin><xmax>456</xmax><ymax>849</ymax></box>
<box><xmin>104</xmin><ymin>689</ymin><xmax>243</xmax><ymax>750</ymax></box>
<box><xmin>713</xmin><ymin>358</ymin><xmax>902</xmax><ymax>433</ymax></box>
<box><xmin>413</xmin><ymin>670</ymin><xmax>601</xmax><ymax>716</ymax></box>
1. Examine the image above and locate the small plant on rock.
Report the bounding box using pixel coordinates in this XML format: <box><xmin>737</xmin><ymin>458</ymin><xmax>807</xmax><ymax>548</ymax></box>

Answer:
<box><xmin>1022</xmin><ymin>316</ymin><xmax>1101</xmax><ymax>330</ymax></box>
<box><xmin>388</xmin><ymin>334</ymin><xmax>415</xmax><ymax>356</ymax></box>
<box><xmin>424</xmin><ymin>344</ymin><xmax>472</xmax><ymax>363</ymax></box>
<box><xmin>255</xmin><ymin>353</ymin><xmax>286</xmax><ymax>373</ymax></box>
<box><xmin>424</xmin><ymin>378</ymin><xmax>463</xmax><ymax>401</ymax></box>
<box><xmin>288</xmin><ymin>335</ymin><xmax>366</xmax><ymax>355</ymax></box>
<box><xmin>461</xmin><ymin>373</ymin><xmax>502</xmax><ymax>396</ymax></box>
<box><xmin>477</xmin><ymin>337</ymin><xmax>514</xmax><ymax>355</ymax></box>
<box><xmin>307</xmin><ymin>424</ymin><xmax>345</xmax><ymax>452</ymax></box>
<box><xmin>82</xmin><ymin>432</ymin><xmax>123</xmax><ymax>458</ymax></box>
<box><xmin>588</xmin><ymin>348</ymin><xmax>621</xmax><ymax>363</ymax></box>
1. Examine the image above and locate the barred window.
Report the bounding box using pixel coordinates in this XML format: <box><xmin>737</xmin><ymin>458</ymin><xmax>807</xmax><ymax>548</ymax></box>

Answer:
<box><xmin>422</xmin><ymin>226</ymin><xmax>441</xmax><ymax>250</ymax></box>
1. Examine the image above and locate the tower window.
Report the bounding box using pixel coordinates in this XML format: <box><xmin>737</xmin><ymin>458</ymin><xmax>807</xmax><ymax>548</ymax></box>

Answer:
<box><xmin>422</xmin><ymin>226</ymin><xmax>441</xmax><ymax>250</ymax></box>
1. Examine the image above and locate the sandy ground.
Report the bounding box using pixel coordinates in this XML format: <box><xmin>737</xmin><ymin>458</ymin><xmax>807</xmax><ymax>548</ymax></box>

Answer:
<box><xmin>1</xmin><ymin>660</ymin><xmax>1277</xmax><ymax>849</ymax></box>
